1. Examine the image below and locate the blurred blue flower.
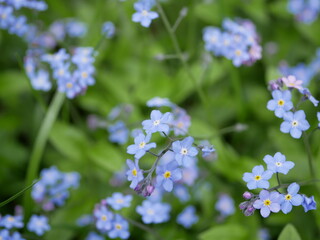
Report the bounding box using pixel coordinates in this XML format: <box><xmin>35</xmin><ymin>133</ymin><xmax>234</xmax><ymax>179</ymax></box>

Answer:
<box><xmin>280</xmin><ymin>110</ymin><xmax>310</xmax><ymax>139</ymax></box>
<box><xmin>126</xmin><ymin>159</ymin><xmax>144</xmax><ymax>189</ymax></box>
<box><xmin>94</xmin><ymin>205</ymin><xmax>113</xmax><ymax>232</ymax></box>
<box><xmin>8</xmin><ymin>15</ymin><xmax>28</xmax><ymax>37</ymax></box>
<box><xmin>172</xmin><ymin>107</ymin><xmax>191</xmax><ymax>136</ymax></box>
<box><xmin>253</xmin><ymin>190</ymin><xmax>281</xmax><ymax>218</ymax></box>
<box><xmin>263</xmin><ymin>152</ymin><xmax>294</xmax><ymax>174</ymax></box>
<box><xmin>302</xmin><ymin>195</ymin><xmax>317</xmax><ymax>212</ymax></box>
<box><xmin>86</xmin><ymin>232</ymin><xmax>104</xmax><ymax>240</ymax></box>
<box><xmin>66</xmin><ymin>20</ymin><xmax>87</xmax><ymax>38</ymax></box>
<box><xmin>27</xmin><ymin>215</ymin><xmax>50</xmax><ymax>236</ymax></box>
<box><xmin>132</xmin><ymin>0</ymin><xmax>159</xmax><ymax>28</ymax></box>
<box><xmin>156</xmin><ymin>160</ymin><xmax>182</xmax><ymax>192</ymax></box>
<box><xmin>0</xmin><ymin>6</ymin><xmax>14</xmax><ymax>29</ymax></box>
<box><xmin>136</xmin><ymin>200</ymin><xmax>171</xmax><ymax>224</ymax></box>
<box><xmin>267</xmin><ymin>90</ymin><xmax>293</xmax><ymax>118</ymax></box>
<box><xmin>147</xmin><ymin>97</ymin><xmax>174</xmax><ymax>108</ymax></box>
<box><xmin>299</xmin><ymin>88</ymin><xmax>319</xmax><ymax>106</ymax></box>
<box><xmin>173</xmin><ymin>185</ymin><xmax>190</xmax><ymax>202</ymax></box>
<box><xmin>77</xmin><ymin>215</ymin><xmax>94</xmax><ymax>227</ymax></box>
<box><xmin>30</xmin><ymin>69</ymin><xmax>52</xmax><ymax>91</ymax></box>
<box><xmin>0</xmin><ymin>229</ymin><xmax>10</xmax><ymax>240</ymax></box>
<box><xmin>176</xmin><ymin>206</ymin><xmax>198</xmax><ymax>228</ymax></box>
<box><xmin>11</xmin><ymin>231</ymin><xmax>25</xmax><ymax>240</ymax></box>
<box><xmin>172</xmin><ymin>136</ymin><xmax>198</xmax><ymax>167</ymax></box>
<box><xmin>281</xmin><ymin>183</ymin><xmax>303</xmax><ymax>214</ymax></box>
<box><xmin>127</xmin><ymin>133</ymin><xmax>156</xmax><ymax>159</ymax></box>
<box><xmin>215</xmin><ymin>194</ymin><xmax>235</xmax><ymax>217</ymax></box>
<box><xmin>102</xmin><ymin>21</ymin><xmax>115</xmax><ymax>38</ymax></box>
<box><xmin>142</xmin><ymin>110</ymin><xmax>172</xmax><ymax>135</ymax></box>
<box><xmin>0</xmin><ymin>215</ymin><xmax>23</xmax><ymax>229</ymax></box>
<box><xmin>243</xmin><ymin>165</ymin><xmax>273</xmax><ymax>190</ymax></box>
<box><xmin>108</xmin><ymin>121</ymin><xmax>129</xmax><ymax>145</ymax></box>
<box><xmin>106</xmin><ymin>192</ymin><xmax>132</xmax><ymax>211</ymax></box>
<box><xmin>108</xmin><ymin>215</ymin><xmax>130</xmax><ymax>239</ymax></box>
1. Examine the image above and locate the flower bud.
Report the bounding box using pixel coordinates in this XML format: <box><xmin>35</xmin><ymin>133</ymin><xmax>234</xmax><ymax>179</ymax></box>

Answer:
<box><xmin>244</xmin><ymin>206</ymin><xmax>255</xmax><ymax>216</ymax></box>
<box><xmin>243</xmin><ymin>191</ymin><xmax>253</xmax><ymax>200</ymax></box>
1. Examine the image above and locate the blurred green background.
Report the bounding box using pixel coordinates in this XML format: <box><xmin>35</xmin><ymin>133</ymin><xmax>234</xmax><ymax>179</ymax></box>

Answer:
<box><xmin>0</xmin><ymin>0</ymin><xmax>320</xmax><ymax>239</ymax></box>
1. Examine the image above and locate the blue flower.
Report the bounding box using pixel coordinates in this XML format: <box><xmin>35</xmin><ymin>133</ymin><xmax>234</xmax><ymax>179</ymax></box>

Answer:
<box><xmin>106</xmin><ymin>192</ymin><xmax>132</xmax><ymax>210</ymax></box>
<box><xmin>242</xmin><ymin>165</ymin><xmax>273</xmax><ymax>190</ymax></box>
<box><xmin>176</xmin><ymin>206</ymin><xmax>198</xmax><ymax>228</ymax></box>
<box><xmin>280</xmin><ymin>183</ymin><xmax>303</xmax><ymax>214</ymax></box>
<box><xmin>77</xmin><ymin>215</ymin><xmax>94</xmax><ymax>227</ymax></box>
<box><xmin>280</xmin><ymin>110</ymin><xmax>310</xmax><ymax>139</ymax></box>
<box><xmin>172</xmin><ymin>107</ymin><xmax>191</xmax><ymax>136</ymax></box>
<box><xmin>172</xmin><ymin>136</ymin><xmax>198</xmax><ymax>167</ymax></box>
<box><xmin>94</xmin><ymin>205</ymin><xmax>113</xmax><ymax>231</ymax></box>
<box><xmin>74</xmin><ymin>65</ymin><xmax>95</xmax><ymax>88</ymax></box>
<box><xmin>86</xmin><ymin>232</ymin><xmax>104</xmax><ymax>240</ymax></box>
<box><xmin>253</xmin><ymin>190</ymin><xmax>281</xmax><ymax>218</ymax></box>
<box><xmin>156</xmin><ymin>160</ymin><xmax>182</xmax><ymax>192</ymax></box>
<box><xmin>299</xmin><ymin>88</ymin><xmax>319</xmax><ymax>106</ymax></box>
<box><xmin>136</xmin><ymin>200</ymin><xmax>171</xmax><ymax>224</ymax></box>
<box><xmin>8</xmin><ymin>15</ymin><xmax>28</xmax><ymax>37</ymax></box>
<box><xmin>27</xmin><ymin>215</ymin><xmax>50</xmax><ymax>236</ymax></box>
<box><xmin>108</xmin><ymin>215</ymin><xmax>130</xmax><ymax>239</ymax></box>
<box><xmin>229</xmin><ymin>46</ymin><xmax>250</xmax><ymax>67</ymax></box>
<box><xmin>0</xmin><ymin>215</ymin><xmax>23</xmax><ymax>229</ymax></box>
<box><xmin>142</xmin><ymin>110</ymin><xmax>172</xmax><ymax>135</ymax></box>
<box><xmin>173</xmin><ymin>185</ymin><xmax>190</xmax><ymax>202</ymax></box>
<box><xmin>267</xmin><ymin>90</ymin><xmax>293</xmax><ymax>118</ymax></box>
<box><xmin>127</xmin><ymin>133</ymin><xmax>156</xmax><ymax>159</ymax></box>
<box><xmin>126</xmin><ymin>159</ymin><xmax>144</xmax><ymax>189</ymax></box>
<box><xmin>11</xmin><ymin>231</ymin><xmax>25</xmax><ymax>240</ymax></box>
<box><xmin>202</xmin><ymin>27</ymin><xmax>223</xmax><ymax>55</ymax></box>
<box><xmin>30</xmin><ymin>69</ymin><xmax>52</xmax><ymax>91</ymax></box>
<box><xmin>146</xmin><ymin>97</ymin><xmax>174</xmax><ymax>108</ymax></box>
<box><xmin>317</xmin><ymin>112</ymin><xmax>320</xmax><ymax>128</ymax></box>
<box><xmin>132</xmin><ymin>0</ymin><xmax>159</xmax><ymax>28</ymax></box>
<box><xmin>66</xmin><ymin>20</ymin><xmax>87</xmax><ymax>38</ymax></box>
<box><xmin>302</xmin><ymin>195</ymin><xmax>317</xmax><ymax>212</ymax></box>
<box><xmin>40</xmin><ymin>166</ymin><xmax>62</xmax><ymax>186</ymax></box>
<box><xmin>102</xmin><ymin>21</ymin><xmax>115</xmax><ymax>38</ymax></box>
<box><xmin>0</xmin><ymin>6</ymin><xmax>14</xmax><ymax>29</ymax></box>
<box><xmin>108</xmin><ymin>121</ymin><xmax>129</xmax><ymax>145</ymax></box>
<box><xmin>215</xmin><ymin>194</ymin><xmax>235</xmax><ymax>217</ymax></box>
<box><xmin>0</xmin><ymin>229</ymin><xmax>10</xmax><ymax>240</ymax></box>
<box><xmin>263</xmin><ymin>152</ymin><xmax>294</xmax><ymax>174</ymax></box>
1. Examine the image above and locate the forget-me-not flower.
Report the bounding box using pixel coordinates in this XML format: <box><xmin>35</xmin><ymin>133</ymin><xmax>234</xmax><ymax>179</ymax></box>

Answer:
<box><xmin>281</xmin><ymin>183</ymin><xmax>303</xmax><ymax>214</ymax></box>
<box><xmin>253</xmin><ymin>190</ymin><xmax>282</xmax><ymax>218</ymax></box>
<box><xmin>302</xmin><ymin>195</ymin><xmax>317</xmax><ymax>212</ymax></box>
<box><xmin>263</xmin><ymin>152</ymin><xmax>294</xmax><ymax>174</ymax></box>
<box><xmin>280</xmin><ymin>110</ymin><xmax>310</xmax><ymax>139</ymax></box>
<box><xmin>0</xmin><ymin>215</ymin><xmax>23</xmax><ymax>229</ymax></box>
<box><xmin>156</xmin><ymin>160</ymin><xmax>182</xmax><ymax>192</ymax></box>
<box><xmin>267</xmin><ymin>90</ymin><xmax>293</xmax><ymax>118</ymax></box>
<box><xmin>94</xmin><ymin>205</ymin><xmax>113</xmax><ymax>231</ymax></box>
<box><xmin>176</xmin><ymin>206</ymin><xmax>198</xmax><ymax>228</ymax></box>
<box><xmin>242</xmin><ymin>165</ymin><xmax>273</xmax><ymax>190</ymax></box>
<box><xmin>215</xmin><ymin>194</ymin><xmax>235</xmax><ymax>217</ymax></box>
<box><xmin>108</xmin><ymin>215</ymin><xmax>130</xmax><ymax>239</ymax></box>
<box><xmin>127</xmin><ymin>133</ymin><xmax>156</xmax><ymax>159</ymax></box>
<box><xmin>136</xmin><ymin>200</ymin><xmax>171</xmax><ymax>224</ymax></box>
<box><xmin>126</xmin><ymin>159</ymin><xmax>144</xmax><ymax>189</ymax></box>
<box><xmin>172</xmin><ymin>136</ymin><xmax>198</xmax><ymax>167</ymax></box>
<box><xmin>102</xmin><ymin>21</ymin><xmax>115</xmax><ymax>38</ymax></box>
<box><xmin>142</xmin><ymin>110</ymin><xmax>172</xmax><ymax>135</ymax></box>
<box><xmin>132</xmin><ymin>0</ymin><xmax>159</xmax><ymax>28</ymax></box>
<box><xmin>106</xmin><ymin>192</ymin><xmax>132</xmax><ymax>211</ymax></box>
<box><xmin>27</xmin><ymin>215</ymin><xmax>50</xmax><ymax>236</ymax></box>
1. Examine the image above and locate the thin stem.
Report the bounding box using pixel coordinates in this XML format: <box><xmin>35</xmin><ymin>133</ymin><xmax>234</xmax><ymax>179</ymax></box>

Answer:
<box><xmin>276</xmin><ymin>172</ymin><xmax>281</xmax><ymax>186</ymax></box>
<box><xmin>303</xmin><ymin>132</ymin><xmax>316</xmax><ymax>179</ymax></box>
<box><xmin>147</xmin><ymin>150</ymin><xmax>159</xmax><ymax>157</ymax></box>
<box><xmin>23</xmin><ymin>91</ymin><xmax>65</xmax><ymax>219</ymax></box>
<box><xmin>155</xmin><ymin>0</ymin><xmax>207</xmax><ymax>105</ymax></box>
<box><xmin>123</xmin><ymin>216</ymin><xmax>164</xmax><ymax>240</ymax></box>
<box><xmin>172</xmin><ymin>8</ymin><xmax>186</xmax><ymax>32</ymax></box>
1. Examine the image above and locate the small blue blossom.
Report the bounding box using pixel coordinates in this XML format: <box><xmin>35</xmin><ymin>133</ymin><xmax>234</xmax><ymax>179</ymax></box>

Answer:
<box><xmin>132</xmin><ymin>0</ymin><xmax>159</xmax><ymax>28</ymax></box>
<box><xmin>302</xmin><ymin>195</ymin><xmax>317</xmax><ymax>212</ymax></box>
<box><xmin>156</xmin><ymin>160</ymin><xmax>182</xmax><ymax>192</ymax></box>
<box><xmin>281</xmin><ymin>183</ymin><xmax>303</xmax><ymax>214</ymax></box>
<box><xmin>0</xmin><ymin>6</ymin><xmax>14</xmax><ymax>29</ymax></box>
<box><xmin>8</xmin><ymin>15</ymin><xmax>28</xmax><ymax>37</ymax></box>
<box><xmin>172</xmin><ymin>136</ymin><xmax>198</xmax><ymax>167</ymax></box>
<box><xmin>40</xmin><ymin>166</ymin><xmax>62</xmax><ymax>186</ymax></box>
<box><xmin>27</xmin><ymin>215</ymin><xmax>50</xmax><ymax>236</ymax></box>
<box><xmin>215</xmin><ymin>194</ymin><xmax>235</xmax><ymax>217</ymax></box>
<box><xmin>280</xmin><ymin>110</ymin><xmax>310</xmax><ymax>139</ymax></box>
<box><xmin>146</xmin><ymin>97</ymin><xmax>174</xmax><ymax>108</ymax></box>
<box><xmin>181</xmin><ymin>165</ymin><xmax>199</xmax><ymax>186</ymax></box>
<box><xmin>172</xmin><ymin>107</ymin><xmax>191</xmax><ymax>136</ymax></box>
<box><xmin>173</xmin><ymin>185</ymin><xmax>190</xmax><ymax>202</ymax></box>
<box><xmin>299</xmin><ymin>88</ymin><xmax>319</xmax><ymax>106</ymax></box>
<box><xmin>142</xmin><ymin>110</ymin><xmax>172</xmax><ymax>135</ymax></box>
<box><xmin>242</xmin><ymin>165</ymin><xmax>273</xmax><ymax>190</ymax></box>
<box><xmin>86</xmin><ymin>232</ymin><xmax>104</xmax><ymax>240</ymax></box>
<box><xmin>0</xmin><ymin>229</ymin><xmax>10</xmax><ymax>240</ymax></box>
<box><xmin>0</xmin><ymin>215</ymin><xmax>23</xmax><ymax>229</ymax></box>
<box><xmin>317</xmin><ymin>112</ymin><xmax>320</xmax><ymax>128</ymax></box>
<box><xmin>127</xmin><ymin>133</ymin><xmax>156</xmax><ymax>159</ymax></box>
<box><xmin>263</xmin><ymin>152</ymin><xmax>294</xmax><ymax>174</ymax></box>
<box><xmin>108</xmin><ymin>121</ymin><xmax>129</xmax><ymax>144</ymax></box>
<box><xmin>106</xmin><ymin>192</ymin><xmax>132</xmax><ymax>210</ymax></box>
<box><xmin>176</xmin><ymin>206</ymin><xmax>198</xmax><ymax>228</ymax></box>
<box><xmin>126</xmin><ymin>159</ymin><xmax>144</xmax><ymax>189</ymax></box>
<box><xmin>77</xmin><ymin>215</ymin><xmax>94</xmax><ymax>227</ymax></box>
<box><xmin>253</xmin><ymin>190</ymin><xmax>282</xmax><ymax>218</ymax></box>
<box><xmin>30</xmin><ymin>69</ymin><xmax>52</xmax><ymax>91</ymax></box>
<box><xmin>108</xmin><ymin>215</ymin><xmax>130</xmax><ymax>239</ymax></box>
<box><xmin>94</xmin><ymin>205</ymin><xmax>113</xmax><ymax>232</ymax></box>
<box><xmin>136</xmin><ymin>200</ymin><xmax>171</xmax><ymax>224</ymax></box>
<box><xmin>66</xmin><ymin>20</ymin><xmax>87</xmax><ymax>38</ymax></box>
<box><xmin>102</xmin><ymin>21</ymin><xmax>115</xmax><ymax>38</ymax></box>
<box><xmin>267</xmin><ymin>90</ymin><xmax>293</xmax><ymax>118</ymax></box>
<box><xmin>11</xmin><ymin>231</ymin><xmax>25</xmax><ymax>240</ymax></box>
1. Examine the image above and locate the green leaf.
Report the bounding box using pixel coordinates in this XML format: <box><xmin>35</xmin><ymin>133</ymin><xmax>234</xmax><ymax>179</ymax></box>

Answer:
<box><xmin>198</xmin><ymin>224</ymin><xmax>247</xmax><ymax>240</ymax></box>
<box><xmin>278</xmin><ymin>224</ymin><xmax>302</xmax><ymax>240</ymax></box>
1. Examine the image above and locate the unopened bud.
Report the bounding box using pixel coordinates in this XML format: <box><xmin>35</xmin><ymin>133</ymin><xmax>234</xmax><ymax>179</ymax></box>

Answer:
<box><xmin>180</xmin><ymin>7</ymin><xmax>188</xmax><ymax>17</ymax></box>
<box><xmin>243</xmin><ymin>191</ymin><xmax>253</xmax><ymax>200</ymax></box>
<box><xmin>239</xmin><ymin>201</ymin><xmax>249</xmax><ymax>210</ymax></box>
<box><xmin>244</xmin><ymin>206</ymin><xmax>255</xmax><ymax>216</ymax></box>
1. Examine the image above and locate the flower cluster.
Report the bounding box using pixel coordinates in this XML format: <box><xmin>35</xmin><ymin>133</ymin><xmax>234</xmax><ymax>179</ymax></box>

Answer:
<box><xmin>203</xmin><ymin>18</ymin><xmax>262</xmax><ymax>67</ymax></box>
<box><xmin>49</xmin><ymin>19</ymin><xmax>88</xmax><ymax>41</ymax></box>
<box><xmin>125</xmin><ymin>97</ymin><xmax>215</xmax><ymax>197</ymax></box>
<box><xmin>0</xmin><ymin>211</ymin><xmax>50</xmax><ymax>238</ymax></box>
<box><xmin>279</xmin><ymin>48</ymin><xmax>320</xmax><ymax>87</ymax></box>
<box><xmin>31</xmin><ymin>166</ymin><xmax>80</xmax><ymax>211</ymax></box>
<box><xmin>241</xmin><ymin>152</ymin><xmax>316</xmax><ymax>217</ymax></box>
<box><xmin>0</xmin><ymin>0</ymin><xmax>47</xmax><ymax>39</ymax></box>
<box><xmin>132</xmin><ymin>0</ymin><xmax>158</xmax><ymax>28</ymax></box>
<box><xmin>267</xmin><ymin>75</ymin><xmax>318</xmax><ymax>139</ymax></box>
<box><xmin>25</xmin><ymin>46</ymin><xmax>97</xmax><ymax>98</ymax></box>
<box><xmin>287</xmin><ymin>0</ymin><xmax>320</xmax><ymax>24</ymax></box>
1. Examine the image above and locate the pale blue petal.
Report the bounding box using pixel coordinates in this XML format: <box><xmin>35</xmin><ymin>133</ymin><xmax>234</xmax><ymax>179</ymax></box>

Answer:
<box><xmin>261</xmin><ymin>206</ymin><xmax>270</xmax><ymax>217</ymax></box>
<box><xmin>280</xmin><ymin>121</ymin><xmax>291</xmax><ymax>133</ymax></box>
<box><xmin>281</xmin><ymin>201</ymin><xmax>292</xmax><ymax>214</ymax></box>
<box><xmin>290</xmin><ymin>127</ymin><xmax>302</xmax><ymax>139</ymax></box>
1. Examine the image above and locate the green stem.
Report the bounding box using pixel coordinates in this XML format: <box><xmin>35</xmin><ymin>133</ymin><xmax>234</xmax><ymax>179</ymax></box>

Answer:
<box><xmin>276</xmin><ymin>172</ymin><xmax>281</xmax><ymax>186</ymax></box>
<box><xmin>155</xmin><ymin>0</ymin><xmax>207</xmax><ymax>105</ymax></box>
<box><xmin>23</xmin><ymin>91</ymin><xmax>65</xmax><ymax>219</ymax></box>
<box><xmin>303</xmin><ymin>132</ymin><xmax>316</xmax><ymax>179</ymax></box>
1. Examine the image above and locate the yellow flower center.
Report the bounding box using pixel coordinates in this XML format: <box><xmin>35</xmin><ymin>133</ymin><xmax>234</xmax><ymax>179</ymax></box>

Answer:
<box><xmin>291</xmin><ymin>120</ymin><xmax>298</xmax><ymax>127</ymax></box>
<box><xmin>101</xmin><ymin>215</ymin><xmax>107</xmax><ymax>221</ymax></box>
<box><xmin>116</xmin><ymin>199</ymin><xmax>124</xmax><ymax>204</ymax></box>
<box><xmin>139</xmin><ymin>141</ymin><xmax>146</xmax><ymax>148</ymax></box>
<box><xmin>177</xmin><ymin>122</ymin><xmax>184</xmax><ymax>128</ymax></box>
<box><xmin>142</xmin><ymin>10</ymin><xmax>149</xmax><ymax>16</ymax></box>
<box><xmin>132</xmin><ymin>168</ymin><xmax>137</xmax><ymax>176</ymax></box>
<box><xmin>163</xmin><ymin>171</ymin><xmax>171</xmax><ymax>179</ymax></box>
<box><xmin>58</xmin><ymin>69</ymin><xmax>64</xmax><ymax>76</ymax></box>
<box><xmin>278</xmin><ymin>99</ymin><xmax>285</xmax><ymax>106</ymax></box>
<box><xmin>210</xmin><ymin>36</ymin><xmax>217</xmax><ymax>43</ymax></box>
<box><xmin>66</xmin><ymin>82</ymin><xmax>73</xmax><ymax>88</ymax></box>
<box><xmin>254</xmin><ymin>175</ymin><xmax>261</xmax><ymax>181</ymax></box>
<box><xmin>263</xmin><ymin>199</ymin><xmax>271</xmax><ymax>206</ymax></box>
<box><xmin>1</xmin><ymin>14</ymin><xmax>7</xmax><ymax>19</ymax></box>
<box><xmin>8</xmin><ymin>217</ymin><xmax>14</xmax><ymax>222</ymax></box>
<box><xmin>285</xmin><ymin>194</ymin><xmax>292</xmax><ymax>200</ymax></box>
<box><xmin>180</xmin><ymin>148</ymin><xmax>188</xmax><ymax>155</ymax></box>
<box><xmin>115</xmin><ymin>224</ymin><xmax>122</xmax><ymax>230</ymax></box>
<box><xmin>235</xmin><ymin>50</ymin><xmax>242</xmax><ymax>56</ymax></box>
<box><xmin>147</xmin><ymin>209</ymin><xmax>154</xmax><ymax>215</ymax></box>
<box><xmin>81</xmin><ymin>72</ymin><xmax>88</xmax><ymax>78</ymax></box>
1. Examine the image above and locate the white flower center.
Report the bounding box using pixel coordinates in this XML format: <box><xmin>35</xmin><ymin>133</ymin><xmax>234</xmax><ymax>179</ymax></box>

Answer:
<box><xmin>276</xmin><ymin>162</ymin><xmax>282</xmax><ymax>167</ymax></box>
<box><xmin>142</xmin><ymin>10</ymin><xmax>149</xmax><ymax>16</ymax></box>
<box><xmin>139</xmin><ymin>141</ymin><xmax>146</xmax><ymax>148</ymax></box>
<box><xmin>291</xmin><ymin>120</ymin><xmax>299</xmax><ymax>127</ymax></box>
<box><xmin>180</xmin><ymin>148</ymin><xmax>188</xmax><ymax>155</ymax></box>
<box><xmin>153</xmin><ymin>120</ymin><xmax>160</xmax><ymax>126</ymax></box>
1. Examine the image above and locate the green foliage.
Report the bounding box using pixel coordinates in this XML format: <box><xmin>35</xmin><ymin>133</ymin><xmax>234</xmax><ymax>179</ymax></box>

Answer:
<box><xmin>278</xmin><ymin>224</ymin><xmax>302</xmax><ymax>240</ymax></box>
